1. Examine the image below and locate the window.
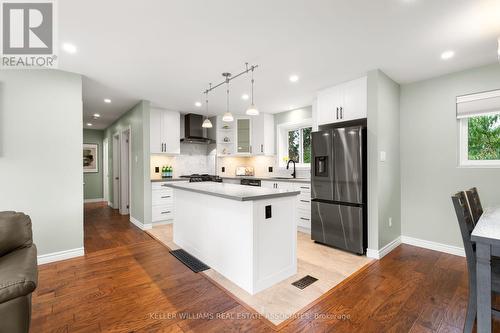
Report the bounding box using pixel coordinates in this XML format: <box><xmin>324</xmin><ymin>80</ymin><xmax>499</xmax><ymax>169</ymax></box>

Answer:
<box><xmin>278</xmin><ymin>119</ymin><xmax>312</xmax><ymax>167</ymax></box>
<box><xmin>459</xmin><ymin>113</ymin><xmax>500</xmax><ymax>167</ymax></box>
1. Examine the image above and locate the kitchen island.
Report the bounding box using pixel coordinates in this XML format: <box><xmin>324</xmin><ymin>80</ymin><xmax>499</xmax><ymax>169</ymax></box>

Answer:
<box><xmin>165</xmin><ymin>182</ymin><xmax>300</xmax><ymax>295</ymax></box>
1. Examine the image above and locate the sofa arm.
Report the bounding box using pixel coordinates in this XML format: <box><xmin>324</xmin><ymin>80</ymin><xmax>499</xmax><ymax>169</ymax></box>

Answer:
<box><xmin>0</xmin><ymin>245</ymin><xmax>38</xmax><ymax>304</ymax></box>
<box><xmin>0</xmin><ymin>212</ymin><xmax>33</xmax><ymax>257</ymax></box>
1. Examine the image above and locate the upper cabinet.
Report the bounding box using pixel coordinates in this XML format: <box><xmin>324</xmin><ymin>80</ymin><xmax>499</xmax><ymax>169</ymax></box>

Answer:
<box><xmin>150</xmin><ymin>108</ymin><xmax>180</xmax><ymax>154</ymax></box>
<box><xmin>235</xmin><ymin>117</ymin><xmax>252</xmax><ymax>154</ymax></box>
<box><xmin>315</xmin><ymin>76</ymin><xmax>367</xmax><ymax>126</ymax></box>
<box><xmin>252</xmin><ymin>113</ymin><xmax>275</xmax><ymax>156</ymax></box>
<box><xmin>216</xmin><ymin>113</ymin><xmax>275</xmax><ymax>156</ymax></box>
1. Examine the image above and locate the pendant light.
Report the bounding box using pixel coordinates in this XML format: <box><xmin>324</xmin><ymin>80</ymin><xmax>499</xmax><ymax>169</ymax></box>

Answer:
<box><xmin>222</xmin><ymin>74</ymin><xmax>234</xmax><ymax>122</ymax></box>
<box><xmin>202</xmin><ymin>84</ymin><xmax>213</xmax><ymax>128</ymax></box>
<box><xmin>246</xmin><ymin>65</ymin><xmax>259</xmax><ymax>116</ymax></box>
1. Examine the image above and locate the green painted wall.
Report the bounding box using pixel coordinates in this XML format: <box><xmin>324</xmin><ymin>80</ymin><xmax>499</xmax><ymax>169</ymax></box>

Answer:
<box><xmin>104</xmin><ymin>100</ymin><xmax>151</xmax><ymax>226</ymax></box>
<box><xmin>367</xmin><ymin>69</ymin><xmax>401</xmax><ymax>251</ymax></box>
<box><xmin>83</xmin><ymin>129</ymin><xmax>104</xmax><ymax>200</ymax></box>
<box><xmin>401</xmin><ymin>63</ymin><xmax>500</xmax><ymax>248</ymax></box>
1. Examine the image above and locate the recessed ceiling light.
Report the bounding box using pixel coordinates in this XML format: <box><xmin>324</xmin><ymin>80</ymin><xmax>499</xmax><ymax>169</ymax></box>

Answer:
<box><xmin>289</xmin><ymin>75</ymin><xmax>299</xmax><ymax>83</ymax></box>
<box><xmin>195</xmin><ymin>101</ymin><xmax>202</xmax><ymax>107</ymax></box>
<box><xmin>62</xmin><ymin>43</ymin><xmax>77</xmax><ymax>54</ymax></box>
<box><xmin>104</xmin><ymin>98</ymin><xmax>111</xmax><ymax>103</ymax></box>
<box><xmin>86</xmin><ymin>123</ymin><xmax>93</xmax><ymax>127</ymax></box>
<box><xmin>93</xmin><ymin>113</ymin><xmax>100</xmax><ymax>119</ymax></box>
<box><xmin>441</xmin><ymin>50</ymin><xmax>455</xmax><ymax>60</ymax></box>
<box><xmin>241</xmin><ymin>94</ymin><xmax>249</xmax><ymax>100</ymax></box>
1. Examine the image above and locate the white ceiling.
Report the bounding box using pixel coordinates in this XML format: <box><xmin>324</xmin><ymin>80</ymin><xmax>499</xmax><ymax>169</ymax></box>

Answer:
<box><xmin>57</xmin><ymin>0</ymin><xmax>500</xmax><ymax>129</ymax></box>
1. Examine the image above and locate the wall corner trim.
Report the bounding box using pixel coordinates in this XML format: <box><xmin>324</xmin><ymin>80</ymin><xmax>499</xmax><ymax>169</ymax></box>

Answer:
<box><xmin>130</xmin><ymin>216</ymin><xmax>152</xmax><ymax>230</ymax></box>
<box><xmin>37</xmin><ymin>247</ymin><xmax>84</xmax><ymax>265</ymax></box>
<box><xmin>366</xmin><ymin>236</ymin><xmax>401</xmax><ymax>259</ymax></box>
<box><xmin>401</xmin><ymin>235</ymin><xmax>465</xmax><ymax>257</ymax></box>
<box><xmin>84</xmin><ymin>198</ymin><xmax>105</xmax><ymax>203</ymax></box>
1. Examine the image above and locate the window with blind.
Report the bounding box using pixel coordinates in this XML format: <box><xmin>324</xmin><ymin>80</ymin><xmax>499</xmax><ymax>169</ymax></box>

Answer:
<box><xmin>457</xmin><ymin>89</ymin><xmax>500</xmax><ymax>167</ymax></box>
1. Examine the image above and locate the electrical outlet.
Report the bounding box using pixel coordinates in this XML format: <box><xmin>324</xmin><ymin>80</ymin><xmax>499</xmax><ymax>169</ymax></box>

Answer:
<box><xmin>155</xmin><ymin>166</ymin><xmax>159</xmax><ymax>173</ymax></box>
<box><xmin>388</xmin><ymin>217</ymin><xmax>392</xmax><ymax>227</ymax></box>
<box><xmin>268</xmin><ymin>166</ymin><xmax>273</xmax><ymax>172</ymax></box>
<box><xmin>221</xmin><ymin>166</ymin><xmax>225</xmax><ymax>173</ymax></box>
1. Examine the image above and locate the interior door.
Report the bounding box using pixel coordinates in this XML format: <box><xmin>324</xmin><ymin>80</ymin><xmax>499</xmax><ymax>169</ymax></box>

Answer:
<box><xmin>311</xmin><ymin>130</ymin><xmax>334</xmax><ymax>201</ymax></box>
<box><xmin>112</xmin><ymin>134</ymin><xmax>120</xmax><ymax>209</ymax></box>
<box><xmin>332</xmin><ymin>127</ymin><xmax>363</xmax><ymax>204</ymax></box>
<box><xmin>311</xmin><ymin>201</ymin><xmax>363</xmax><ymax>254</ymax></box>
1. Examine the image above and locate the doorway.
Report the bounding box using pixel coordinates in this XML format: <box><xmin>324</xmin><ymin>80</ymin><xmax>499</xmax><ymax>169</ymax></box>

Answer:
<box><xmin>103</xmin><ymin>138</ymin><xmax>109</xmax><ymax>205</ymax></box>
<box><xmin>112</xmin><ymin>133</ymin><xmax>120</xmax><ymax>209</ymax></box>
<box><xmin>119</xmin><ymin>128</ymin><xmax>131</xmax><ymax>215</ymax></box>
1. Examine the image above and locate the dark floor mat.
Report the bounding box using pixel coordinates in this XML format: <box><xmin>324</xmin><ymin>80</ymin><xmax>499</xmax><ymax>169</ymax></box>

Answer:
<box><xmin>170</xmin><ymin>249</ymin><xmax>210</xmax><ymax>273</ymax></box>
<box><xmin>292</xmin><ymin>275</ymin><xmax>318</xmax><ymax>289</ymax></box>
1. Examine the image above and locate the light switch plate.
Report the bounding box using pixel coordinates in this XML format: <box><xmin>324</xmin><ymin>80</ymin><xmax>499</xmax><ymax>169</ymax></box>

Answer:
<box><xmin>380</xmin><ymin>151</ymin><xmax>386</xmax><ymax>162</ymax></box>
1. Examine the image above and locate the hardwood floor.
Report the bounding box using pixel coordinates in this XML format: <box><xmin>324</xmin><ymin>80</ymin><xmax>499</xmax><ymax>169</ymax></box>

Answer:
<box><xmin>31</xmin><ymin>203</ymin><xmax>481</xmax><ymax>332</ymax></box>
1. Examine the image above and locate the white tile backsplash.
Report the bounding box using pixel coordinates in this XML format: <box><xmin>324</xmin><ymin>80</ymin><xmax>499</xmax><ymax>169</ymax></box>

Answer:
<box><xmin>216</xmin><ymin>155</ymin><xmax>310</xmax><ymax>179</ymax></box>
<box><xmin>150</xmin><ymin>143</ymin><xmax>216</xmax><ymax>178</ymax></box>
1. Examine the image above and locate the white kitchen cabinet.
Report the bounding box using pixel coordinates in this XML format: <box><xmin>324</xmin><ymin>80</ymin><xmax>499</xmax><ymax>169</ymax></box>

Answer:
<box><xmin>252</xmin><ymin>113</ymin><xmax>275</xmax><ymax>156</ymax></box>
<box><xmin>150</xmin><ymin>108</ymin><xmax>180</xmax><ymax>154</ymax></box>
<box><xmin>316</xmin><ymin>76</ymin><xmax>367</xmax><ymax>126</ymax></box>
<box><xmin>235</xmin><ymin>117</ymin><xmax>252</xmax><ymax>155</ymax></box>
<box><xmin>151</xmin><ymin>181</ymin><xmax>188</xmax><ymax>223</ymax></box>
<box><xmin>261</xmin><ymin>180</ymin><xmax>311</xmax><ymax>230</ymax></box>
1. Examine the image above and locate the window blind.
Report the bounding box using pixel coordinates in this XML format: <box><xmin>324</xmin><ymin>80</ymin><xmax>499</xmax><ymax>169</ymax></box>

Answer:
<box><xmin>456</xmin><ymin>89</ymin><xmax>500</xmax><ymax>119</ymax></box>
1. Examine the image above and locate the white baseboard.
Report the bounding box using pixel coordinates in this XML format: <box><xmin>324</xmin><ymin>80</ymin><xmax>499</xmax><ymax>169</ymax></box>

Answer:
<box><xmin>366</xmin><ymin>236</ymin><xmax>402</xmax><ymax>260</ymax></box>
<box><xmin>130</xmin><ymin>216</ymin><xmax>152</xmax><ymax>230</ymax></box>
<box><xmin>107</xmin><ymin>201</ymin><xmax>112</xmax><ymax>207</ymax></box>
<box><xmin>84</xmin><ymin>198</ymin><xmax>105</xmax><ymax>203</ymax></box>
<box><xmin>401</xmin><ymin>235</ymin><xmax>465</xmax><ymax>257</ymax></box>
<box><xmin>37</xmin><ymin>247</ymin><xmax>84</xmax><ymax>265</ymax></box>
<box><xmin>153</xmin><ymin>220</ymin><xmax>173</xmax><ymax>226</ymax></box>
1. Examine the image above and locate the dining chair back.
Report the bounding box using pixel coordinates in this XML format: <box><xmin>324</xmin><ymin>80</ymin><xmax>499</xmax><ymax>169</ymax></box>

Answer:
<box><xmin>451</xmin><ymin>191</ymin><xmax>476</xmax><ymax>333</ymax></box>
<box><xmin>466</xmin><ymin>187</ymin><xmax>483</xmax><ymax>224</ymax></box>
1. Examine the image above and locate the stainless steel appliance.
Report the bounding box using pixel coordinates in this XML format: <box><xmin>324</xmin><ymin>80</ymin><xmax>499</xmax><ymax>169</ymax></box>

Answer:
<box><xmin>311</xmin><ymin>119</ymin><xmax>367</xmax><ymax>255</ymax></box>
<box><xmin>180</xmin><ymin>174</ymin><xmax>222</xmax><ymax>183</ymax></box>
<box><xmin>240</xmin><ymin>179</ymin><xmax>261</xmax><ymax>186</ymax></box>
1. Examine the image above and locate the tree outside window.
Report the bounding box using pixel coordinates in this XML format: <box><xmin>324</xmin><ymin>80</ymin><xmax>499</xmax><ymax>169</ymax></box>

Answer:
<box><xmin>287</xmin><ymin>127</ymin><xmax>312</xmax><ymax>164</ymax></box>
<box><xmin>467</xmin><ymin>114</ymin><xmax>500</xmax><ymax>161</ymax></box>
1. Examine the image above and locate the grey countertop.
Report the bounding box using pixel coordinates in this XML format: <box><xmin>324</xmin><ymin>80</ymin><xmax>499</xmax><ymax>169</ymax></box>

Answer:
<box><xmin>151</xmin><ymin>178</ymin><xmax>189</xmax><ymax>182</ymax></box>
<box><xmin>221</xmin><ymin>176</ymin><xmax>311</xmax><ymax>184</ymax></box>
<box><xmin>164</xmin><ymin>182</ymin><xmax>301</xmax><ymax>201</ymax></box>
<box><xmin>471</xmin><ymin>206</ymin><xmax>500</xmax><ymax>242</ymax></box>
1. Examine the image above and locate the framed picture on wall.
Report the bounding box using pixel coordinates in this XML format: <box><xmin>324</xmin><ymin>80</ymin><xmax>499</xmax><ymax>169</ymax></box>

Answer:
<box><xmin>83</xmin><ymin>143</ymin><xmax>98</xmax><ymax>173</ymax></box>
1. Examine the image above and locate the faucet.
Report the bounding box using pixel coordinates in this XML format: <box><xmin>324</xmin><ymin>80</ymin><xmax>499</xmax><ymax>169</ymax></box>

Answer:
<box><xmin>286</xmin><ymin>159</ymin><xmax>296</xmax><ymax>178</ymax></box>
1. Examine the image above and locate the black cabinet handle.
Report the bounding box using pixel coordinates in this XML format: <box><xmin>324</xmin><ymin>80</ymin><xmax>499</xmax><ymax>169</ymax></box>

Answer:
<box><xmin>161</xmin><ymin>211</ymin><xmax>171</xmax><ymax>214</ymax></box>
<box><xmin>300</xmin><ymin>186</ymin><xmax>310</xmax><ymax>189</ymax></box>
<box><xmin>261</xmin><ymin>144</ymin><xmax>263</xmax><ymax>153</ymax></box>
<box><xmin>300</xmin><ymin>200</ymin><xmax>310</xmax><ymax>203</ymax></box>
<box><xmin>161</xmin><ymin>196</ymin><xmax>171</xmax><ymax>199</ymax></box>
<box><xmin>336</xmin><ymin>107</ymin><xmax>339</xmax><ymax>119</ymax></box>
<box><xmin>300</xmin><ymin>217</ymin><xmax>310</xmax><ymax>221</ymax></box>
<box><xmin>340</xmin><ymin>107</ymin><xmax>343</xmax><ymax>119</ymax></box>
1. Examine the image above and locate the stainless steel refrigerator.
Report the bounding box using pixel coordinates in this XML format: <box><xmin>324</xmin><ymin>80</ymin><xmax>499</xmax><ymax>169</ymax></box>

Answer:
<box><xmin>311</xmin><ymin>120</ymin><xmax>367</xmax><ymax>255</ymax></box>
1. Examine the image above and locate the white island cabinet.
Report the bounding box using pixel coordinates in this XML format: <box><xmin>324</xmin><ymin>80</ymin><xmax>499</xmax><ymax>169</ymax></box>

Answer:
<box><xmin>167</xmin><ymin>182</ymin><xmax>300</xmax><ymax>295</ymax></box>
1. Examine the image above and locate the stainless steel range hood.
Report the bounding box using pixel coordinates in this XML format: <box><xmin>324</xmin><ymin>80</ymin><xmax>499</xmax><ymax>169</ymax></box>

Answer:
<box><xmin>180</xmin><ymin>113</ymin><xmax>215</xmax><ymax>144</ymax></box>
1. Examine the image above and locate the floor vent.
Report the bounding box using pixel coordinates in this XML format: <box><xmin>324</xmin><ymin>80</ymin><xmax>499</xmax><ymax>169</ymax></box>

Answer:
<box><xmin>170</xmin><ymin>249</ymin><xmax>210</xmax><ymax>273</ymax></box>
<box><xmin>292</xmin><ymin>275</ymin><xmax>318</xmax><ymax>289</ymax></box>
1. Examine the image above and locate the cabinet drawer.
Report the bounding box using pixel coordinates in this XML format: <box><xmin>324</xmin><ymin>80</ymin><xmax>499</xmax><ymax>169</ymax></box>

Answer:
<box><xmin>152</xmin><ymin>182</ymin><xmax>174</xmax><ymax>190</ymax></box>
<box><xmin>298</xmin><ymin>206</ymin><xmax>311</xmax><ymax>217</ymax></box>
<box><xmin>298</xmin><ymin>196</ymin><xmax>311</xmax><ymax>204</ymax></box>
<box><xmin>297</xmin><ymin>216</ymin><xmax>311</xmax><ymax>229</ymax></box>
<box><xmin>152</xmin><ymin>189</ymin><xmax>173</xmax><ymax>205</ymax></box>
<box><xmin>297</xmin><ymin>184</ymin><xmax>311</xmax><ymax>193</ymax></box>
<box><xmin>152</xmin><ymin>204</ymin><xmax>174</xmax><ymax>222</ymax></box>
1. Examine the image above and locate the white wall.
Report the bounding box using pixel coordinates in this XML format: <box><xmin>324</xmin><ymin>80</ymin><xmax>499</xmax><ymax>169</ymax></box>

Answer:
<box><xmin>400</xmin><ymin>63</ymin><xmax>500</xmax><ymax>248</ymax></box>
<box><xmin>0</xmin><ymin>70</ymin><xmax>83</xmax><ymax>256</ymax></box>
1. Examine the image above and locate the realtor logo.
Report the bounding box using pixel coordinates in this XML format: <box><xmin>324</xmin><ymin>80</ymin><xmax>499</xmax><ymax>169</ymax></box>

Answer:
<box><xmin>1</xmin><ymin>0</ymin><xmax>57</xmax><ymax>68</ymax></box>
